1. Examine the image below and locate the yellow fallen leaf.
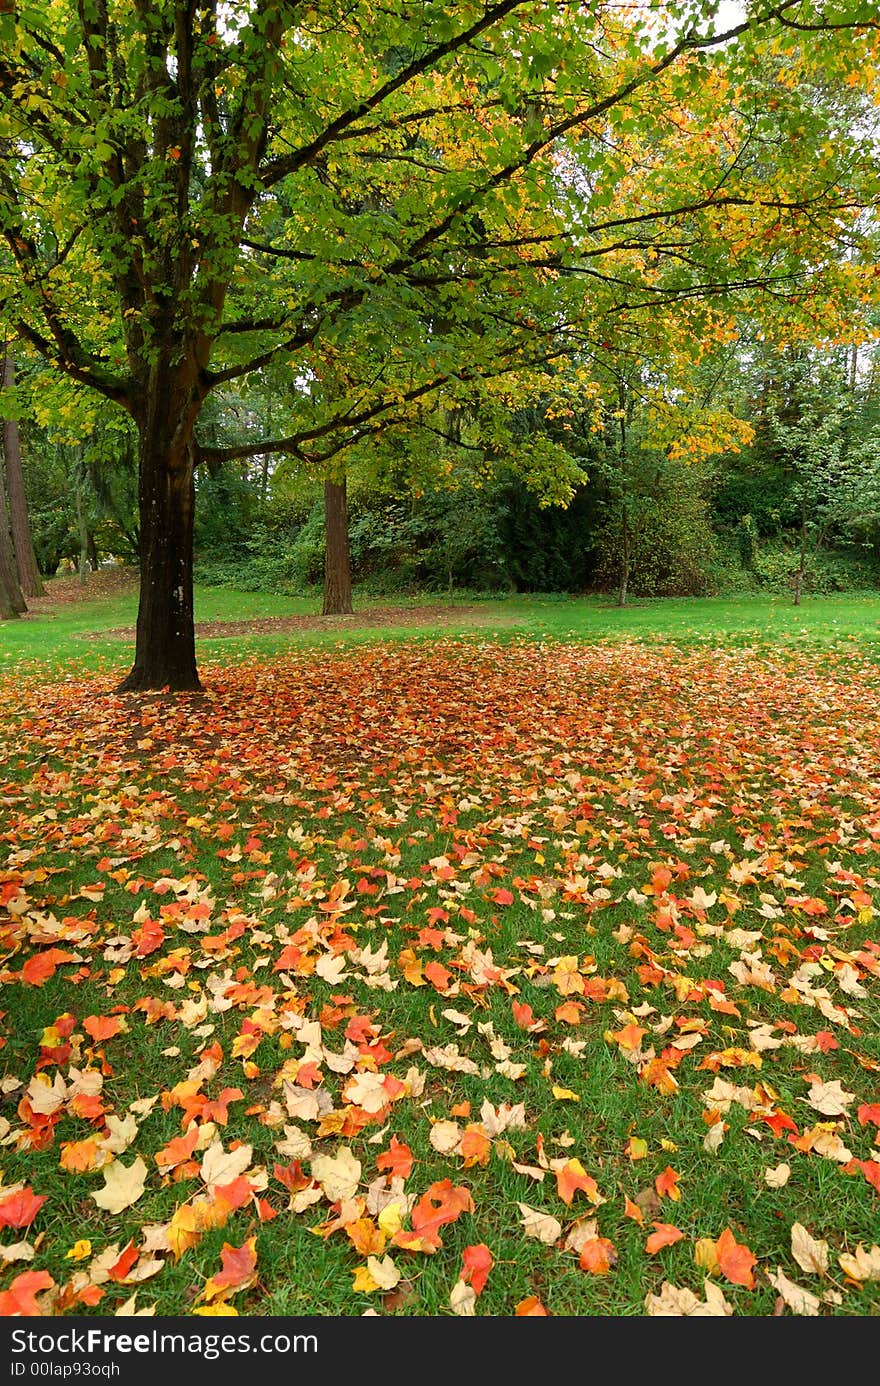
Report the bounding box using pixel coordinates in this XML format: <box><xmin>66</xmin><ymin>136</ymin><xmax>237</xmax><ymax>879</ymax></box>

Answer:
<box><xmin>551</xmin><ymin>1085</ymin><xmax>580</xmax><ymax>1102</ymax></box>
<box><xmin>65</xmin><ymin>1240</ymin><xmax>92</xmax><ymax>1262</ymax></box>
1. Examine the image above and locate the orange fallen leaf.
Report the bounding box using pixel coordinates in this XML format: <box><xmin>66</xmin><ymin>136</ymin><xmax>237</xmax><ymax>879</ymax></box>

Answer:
<box><xmin>646</xmin><ymin>1222</ymin><xmax>685</xmax><ymax>1254</ymax></box>
<box><xmin>715</xmin><ymin>1227</ymin><xmax>756</xmax><ymax>1288</ymax></box>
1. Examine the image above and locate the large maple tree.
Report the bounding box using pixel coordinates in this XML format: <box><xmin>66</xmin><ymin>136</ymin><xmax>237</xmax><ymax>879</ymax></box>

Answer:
<box><xmin>0</xmin><ymin>0</ymin><xmax>877</xmax><ymax>689</ymax></box>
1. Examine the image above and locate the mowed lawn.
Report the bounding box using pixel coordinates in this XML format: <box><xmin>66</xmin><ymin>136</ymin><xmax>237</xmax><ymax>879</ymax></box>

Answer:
<box><xmin>1</xmin><ymin>582</ymin><xmax>879</xmax><ymax>1316</ymax></box>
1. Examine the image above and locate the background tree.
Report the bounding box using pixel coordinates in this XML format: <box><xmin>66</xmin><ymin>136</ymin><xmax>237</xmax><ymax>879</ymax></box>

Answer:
<box><xmin>2</xmin><ymin>1</ymin><xmax>879</xmax><ymax>681</ymax></box>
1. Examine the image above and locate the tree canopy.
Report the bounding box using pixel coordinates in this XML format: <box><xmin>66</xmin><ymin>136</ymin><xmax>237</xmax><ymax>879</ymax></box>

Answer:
<box><xmin>1</xmin><ymin>0</ymin><xmax>879</xmax><ymax>685</ymax></box>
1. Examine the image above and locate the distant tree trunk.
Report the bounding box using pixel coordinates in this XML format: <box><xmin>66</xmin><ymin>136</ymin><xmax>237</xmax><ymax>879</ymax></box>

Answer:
<box><xmin>74</xmin><ymin>480</ymin><xmax>90</xmax><ymax>586</ymax></box>
<box><xmin>0</xmin><ymin>466</ymin><xmax>25</xmax><ymax>615</ymax></box>
<box><xmin>323</xmin><ymin>476</ymin><xmax>353</xmax><ymax>615</ymax></box>
<box><xmin>1</xmin><ymin>349</ymin><xmax>44</xmax><ymax>598</ymax></box>
<box><xmin>617</xmin><ymin>507</ymin><xmax>630</xmax><ymax>608</ymax></box>
<box><xmin>794</xmin><ymin>496</ymin><xmax>807</xmax><ymax>607</ymax></box>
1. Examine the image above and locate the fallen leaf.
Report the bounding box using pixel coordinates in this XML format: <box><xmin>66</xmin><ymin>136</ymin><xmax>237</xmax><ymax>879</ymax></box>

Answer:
<box><xmin>90</xmin><ymin>1158</ymin><xmax>148</xmax><ymax>1214</ymax></box>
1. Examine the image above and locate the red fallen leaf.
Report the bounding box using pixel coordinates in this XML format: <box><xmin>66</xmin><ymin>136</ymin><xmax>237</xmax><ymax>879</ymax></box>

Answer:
<box><xmin>579</xmin><ymin>1236</ymin><xmax>617</xmax><ymax>1275</ymax></box>
<box><xmin>645</xmin><ymin>1222</ymin><xmax>685</xmax><ymax>1254</ymax></box>
<box><xmin>0</xmin><ymin>1187</ymin><xmax>46</xmax><ymax>1229</ymax></box>
<box><xmin>257</xmin><ymin>1198</ymin><xmax>278</xmax><ymax>1222</ymax></box>
<box><xmin>814</xmin><ymin>1031</ymin><xmax>839</xmax><ymax>1053</ymax></box>
<box><xmin>461</xmin><ymin>1243</ymin><xmax>493</xmax><ymax>1295</ymax></box>
<box><xmin>555</xmin><ymin>1159</ymin><xmax>599</xmax><ymax>1206</ymax></box>
<box><xmin>0</xmin><ymin>1270</ymin><xmax>55</xmax><ymax>1316</ymax></box>
<box><xmin>844</xmin><ymin>1159</ymin><xmax>880</xmax><ymax>1193</ymax></box>
<box><xmin>21</xmin><ymin>949</ymin><xmax>76</xmax><ymax>987</ymax></box>
<box><xmin>82</xmin><ymin>1014</ymin><xmax>124</xmax><ymax>1042</ymax></box>
<box><xmin>654</xmin><ymin>1165</ymin><xmax>681</xmax><ymax>1201</ymax></box>
<box><xmin>273</xmin><ymin>1160</ymin><xmax>311</xmax><ymax>1192</ymax></box>
<box><xmin>512</xmin><ymin>1001</ymin><xmax>536</xmax><ymax>1030</ymax></box>
<box><xmin>857</xmin><ymin>1103</ymin><xmax>880</xmax><ymax>1128</ymax></box>
<box><xmin>716</xmin><ymin>1227</ymin><xmax>757</xmax><ymax>1288</ymax></box>
<box><xmin>409</xmin><ymin>1180</ymin><xmax>474</xmax><ymax>1248</ymax></box>
<box><xmin>515</xmin><ymin>1295</ymin><xmax>549</xmax><ymax>1315</ymax></box>
<box><xmin>489</xmin><ymin>888</ymin><xmax>514</xmax><ymax>906</ymax></box>
<box><xmin>376</xmin><ymin>1137</ymin><xmax>414</xmax><ymax>1181</ymax></box>
<box><xmin>106</xmin><ymin>1241</ymin><xmax>139</xmax><ymax>1283</ymax></box>
<box><xmin>207</xmin><ymin>1237</ymin><xmax>258</xmax><ymax>1293</ymax></box>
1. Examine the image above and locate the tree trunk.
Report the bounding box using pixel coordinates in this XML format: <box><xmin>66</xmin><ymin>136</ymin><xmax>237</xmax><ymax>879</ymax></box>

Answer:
<box><xmin>793</xmin><ymin>497</ymin><xmax>807</xmax><ymax>607</ymax></box>
<box><xmin>117</xmin><ymin>399</ymin><xmax>201</xmax><ymax>693</ymax></box>
<box><xmin>0</xmin><ymin>572</ymin><xmax>15</xmax><ymax>620</ymax></box>
<box><xmin>0</xmin><ymin>465</ymin><xmax>24</xmax><ymax>615</ymax></box>
<box><xmin>617</xmin><ymin>509</ymin><xmax>630</xmax><ymax>608</ymax></box>
<box><xmin>74</xmin><ymin>465</ymin><xmax>91</xmax><ymax>586</ymax></box>
<box><xmin>1</xmin><ymin>350</ymin><xmax>44</xmax><ymax>598</ymax></box>
<box><xmin>322</xmin><ymin>476</ymin><xmax>353</xmax><ymax>615</ymax></box>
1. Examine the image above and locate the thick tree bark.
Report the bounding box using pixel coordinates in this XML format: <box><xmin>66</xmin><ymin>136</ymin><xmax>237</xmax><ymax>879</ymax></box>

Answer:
<box><xmin>1</xmin><ymin>350</ymin><xmax>44</xmax><ymax>598</ymax></box>
<box><xmin>0</xmin><ymin>465</ymin><xmax>25</xmax><ymax>615</ymax></box>
<box><xmin>0</xmin><ymin>573</ymin><xmax>15</xmax><ymax>621</ymax></box>
<box><xmin>323</xmin><ymin>476</ymin><xmax>353</xmax><ymax>615</ymax></box>
<box><xmin>117</xmin><ymin>384</ymin><xmax>201</xmax><ymax>693</ymax></box>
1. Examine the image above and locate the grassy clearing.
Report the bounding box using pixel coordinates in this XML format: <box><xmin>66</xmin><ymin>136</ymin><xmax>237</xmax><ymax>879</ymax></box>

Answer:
<box><xmin>1</xmin><ymin>587</ymin><xmax>879</xmax><ymax>1317</ymax></box>
<box><xmin>3</xmin><ymin>576</ymin><xmax>880</xmax><ymax>678</ymax></box>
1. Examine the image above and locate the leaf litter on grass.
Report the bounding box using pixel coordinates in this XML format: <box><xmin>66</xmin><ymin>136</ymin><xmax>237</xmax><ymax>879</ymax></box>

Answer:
<box><xmin>0</xmin><ymin>638</ymin><xmax>879</xmax><ymax>1316</ymax></box>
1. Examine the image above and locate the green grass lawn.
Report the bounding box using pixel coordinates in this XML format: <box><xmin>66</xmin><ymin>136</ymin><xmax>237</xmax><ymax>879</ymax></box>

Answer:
<box><xmin>1</xmin><ymin>582</ymin><xmax>879</xmax><ymax>1318</ymax></box>
<box><xmin>3</xmin><ymin>577</ymin><xmax>880</xmax><ymax>678</ymax></box>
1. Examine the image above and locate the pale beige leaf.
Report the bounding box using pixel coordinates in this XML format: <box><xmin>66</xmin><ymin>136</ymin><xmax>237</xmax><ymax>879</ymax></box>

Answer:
<box><xmin>768</xmin><ymin>1268</ymin><xmax>820</xmax><ymax>1316</ymax></box>
<box><xmin>807</xmin><ymin>1080</ymin><xmax>855</xmax><ymax>1116</ymax></box>
<box><xmin>311</xmin><ymin>1147</ymin><xmax>361</xmax><ymax>1202</ymax></box>
<box><xmin>315</xmin><ymin>953</ymin><xmax>348</xmax><ymax>984</ymax></box>
<box><xmin>422</xmin><ymin>1045</ymin><xmax>480</xmax><ymax>1075</ymax></box>
<box><xmin>791</xmin><ymin>1223</ymin><xmax>829</xmax><ymax>1276</ymax></box>
<box><xmin>838</xmin><ymin>1245</ymin><xmax>880</xmax><ymax>1282</ymax></box>
<box><xmin>26</xmin><ymin>1073</ymin><xmax>67</xmax><ymax>1115</ymax></box>
<box><xmin>101</xmin><ymin>1114</ymin><xmax>139</xmax><ymax>1155</ymax></box>
<box><xmin>764</xmin><ymin>1163</ymin><xmax>791</xmax><ymax>1188</ymax></box>
<box><xmin>645</xmin><ymin>1279</ymin><xmax>733</xmax><ymax>1316</ymax></box>
<box><xmin>344</xmin><ymin>1071</ymin><xmax>391</xmax><ymax>1114</ymax></box>
<box><xmin>114</xmin><ymin>1293</ymin><xmax>156</xmax><ymax>1316</ymax></box>
<box><xmin>365</xmin><ymin>1255</ymin><xmax>400</xmax><ymax>1291</ymax></box>
<box><xmin>517</xmin><ymin>1203</ymin><xmax>562</xmax><ymax>1246</ymax></box>
<box><xmin>563</xmin><ymin>1217</ymin><xmax>598</xmax><ymax>1254</ymax></box>
<box><xmin>428</xmin><ymin>1121</ymin><xmax>462</xmax><ymax>1154</ymax></box>
<box><xmin>479</xmin><ymin>1100</ymin><xmax>527</xmax><ymax>1137</ymax></box>
<box><xmin>90</xmin><ymin>1158</ymin><xmax>148</xmax><ymax>1214</ymax></box>
<box><xmin>449</xmin><ymin>1280</ymin><xmax>476</xmax><ymax>1316</ymax></box>
<box><xmin>282</xmin><ymin>1082</ymin><xmax>333</xmax><ymax>1122</ymax></box>
<box><xmin>0</xmin><ymin>1241</ymin><xmax>34</xmax><ymax>1264</ymax></box>
<box><xmin>274</xmin><ymin>1124</ymin><xmax>312</xmax><ymax>1161</ymax></box>
<box><xmin>199</xmin><ymin>1141</ymin><xmax>253</xmax><ymax>1192</ymax></box>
